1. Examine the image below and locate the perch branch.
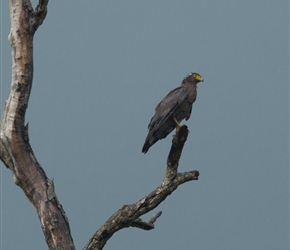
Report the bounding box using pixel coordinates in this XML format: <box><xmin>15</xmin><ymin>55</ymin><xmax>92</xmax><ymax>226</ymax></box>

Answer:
<box><xmin>1</xmin><ymin>2</ymin><xmax>200</xmax><ymax>250</ymax></box>
<box><xmin>83</xmin><ymin>125</ymin><xmax>199</xmax><ymax>250</ymax></box>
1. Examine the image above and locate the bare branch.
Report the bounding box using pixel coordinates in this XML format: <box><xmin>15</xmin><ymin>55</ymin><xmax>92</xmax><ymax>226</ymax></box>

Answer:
<box><xmin>31</xmin><ymin>0</ymin><xmax>49</xmax><ymax>32</ymax></box>
<box><xmin>1</xmin><ymin>2</ymin><xmax>199</xmax><ymax>249</ymax></box>
<box><xmin>83</xmin><ymin>125</ymin><xmax>199</xmax><ymax>250</ymax></box>
<box><xmin>148</xmin><ymin>211</ymin><xmax>162</xmax><ymax>224</ymax></box>
<box><xmin>130</xmin><ymin>211</ymin><xmax>162</xmax><ymax>230</ymax></box>
<box><xmin>166</xmin><ymin>125</ymin><xmax>189</xmax><ymax>180</ymax></box>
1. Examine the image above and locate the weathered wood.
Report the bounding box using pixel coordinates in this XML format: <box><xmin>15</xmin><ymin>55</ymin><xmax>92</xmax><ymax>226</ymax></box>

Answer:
<box><xmin>1</xmin><ymin>2</ymin><xmax>200</xmax><ymax>250</ymax></box>
<box><xmin>83</xmin><ymin>126</ymin><xmax>199</xmax><ymax>250</ymax></box>
<box><xmin>0</xmin><ymin>1</ymin><xmax>75</xmax><ymax>249</ymax></box>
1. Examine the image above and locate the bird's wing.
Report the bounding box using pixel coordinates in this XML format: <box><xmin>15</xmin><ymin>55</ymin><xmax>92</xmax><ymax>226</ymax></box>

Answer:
<box><xmin>148</xmin><ymin>86</ymin><xmax>188</xmax><ymax>130</ymax></box>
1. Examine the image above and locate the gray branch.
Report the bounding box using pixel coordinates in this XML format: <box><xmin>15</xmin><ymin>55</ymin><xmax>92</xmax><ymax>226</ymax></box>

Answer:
<box><xmin>83</xmin><ymin>125</ymin><xmax>199</xmax><ymax>250</ymax></box>
<box><xmin>1</xmin><ymin>2</ymin><xmax>200</xmax><ymax>250</ymax></box>
<box><xmin>130</xmin><ymin>211</ymin><xmax>162</xmax><ymax>230</ymax></box>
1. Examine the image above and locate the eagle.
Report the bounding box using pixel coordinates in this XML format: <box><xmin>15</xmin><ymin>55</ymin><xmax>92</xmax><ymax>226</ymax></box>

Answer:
<box><xmin>142</xmin><ymin>72</ymin><xmax>204</xmax><ymax>154</ymax></box>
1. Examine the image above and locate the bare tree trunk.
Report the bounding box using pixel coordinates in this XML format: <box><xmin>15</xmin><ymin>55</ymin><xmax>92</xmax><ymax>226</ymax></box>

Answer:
<box><xmin>0</xmin><ymin>1</ymin><xmax>75</xmax><ymax>249</ymax></box>
<box><xmin>0</xmin><ymin>1</ymin><xmax>199</xmax><ymax>250</ymax></box>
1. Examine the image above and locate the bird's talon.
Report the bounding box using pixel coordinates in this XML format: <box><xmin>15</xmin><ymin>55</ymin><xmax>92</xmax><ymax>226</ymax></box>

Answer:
<box><xmin>173</xmin><ymin>117</ymin><xmax>181</xmax><ymax>131</ymax></box>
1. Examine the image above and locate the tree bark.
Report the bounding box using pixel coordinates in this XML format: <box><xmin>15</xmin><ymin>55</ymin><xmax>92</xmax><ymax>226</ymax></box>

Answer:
<box><xmin>0</xmin><ymin>2</ymin><xmax>200</xmax><ymax>250</ymax></box>
<box><xmin>0</xmin><ymin>1</ymin><xmax>75</xmax><ymax>249</ymax></box>
<box><xmin>84</xmin><ymin>125</ymin><xmax>199</xmax><ymax>250</ymax></box>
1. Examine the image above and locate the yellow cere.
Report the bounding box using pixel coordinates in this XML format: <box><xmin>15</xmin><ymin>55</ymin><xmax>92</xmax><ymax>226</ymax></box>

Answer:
<box><xmin>193</xmin><ymin>73</ymin><xmax>202</xmax><ymax>81</ymax></box>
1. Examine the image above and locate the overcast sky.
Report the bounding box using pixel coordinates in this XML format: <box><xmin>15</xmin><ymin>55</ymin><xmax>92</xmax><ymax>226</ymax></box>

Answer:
<box><xmin>1</xmin><ymin>1</ymin><xmax>289</xmax><ymax>249</ymax></box>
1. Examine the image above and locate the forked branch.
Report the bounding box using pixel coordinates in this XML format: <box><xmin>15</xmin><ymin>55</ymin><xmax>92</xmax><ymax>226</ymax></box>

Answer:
<box><xmin>84</xmin><ymin>125</ymin><xmax>199</xmax><ymax>250</ymax></box>
<box><xmin>1</xmin><ymin>1</ymin><xmax>199</xmax><ymax>250</ymax></box>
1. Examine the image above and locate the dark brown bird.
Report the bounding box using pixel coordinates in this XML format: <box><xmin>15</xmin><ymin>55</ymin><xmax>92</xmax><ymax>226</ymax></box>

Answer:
<box><xmin>142</xmin><ymin>72</ymin><xmax>204</xmax><ymax>154</ymax></box>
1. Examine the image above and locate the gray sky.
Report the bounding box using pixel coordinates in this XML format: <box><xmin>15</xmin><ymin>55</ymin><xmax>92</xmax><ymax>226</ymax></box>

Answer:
<box><xmin>1</xmin><ymin>1</ymin><xmax>289</xmax><ymax>249</ymax></box>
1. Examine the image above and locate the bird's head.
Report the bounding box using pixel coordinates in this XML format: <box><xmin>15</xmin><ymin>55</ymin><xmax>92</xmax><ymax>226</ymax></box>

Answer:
<box><xmin>183</xmin><ymin>72</ymin><xmax>204</xmax><ymax>84</ymax></box>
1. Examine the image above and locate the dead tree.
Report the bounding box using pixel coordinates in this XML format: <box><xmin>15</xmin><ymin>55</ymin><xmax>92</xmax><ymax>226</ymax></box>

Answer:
<box><xmin>0</xmin><ymin>1</ymin><xmax>199</xmax><ymax>249</ymax></box>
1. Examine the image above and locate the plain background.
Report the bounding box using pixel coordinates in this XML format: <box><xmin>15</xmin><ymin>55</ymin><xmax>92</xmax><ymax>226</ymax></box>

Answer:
<box><xmin>1</xmin><ymin>1</ymin><xmax>289</xmax><ymax>249</ymax></box>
